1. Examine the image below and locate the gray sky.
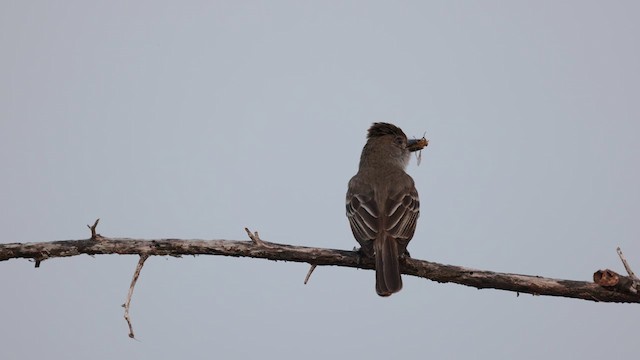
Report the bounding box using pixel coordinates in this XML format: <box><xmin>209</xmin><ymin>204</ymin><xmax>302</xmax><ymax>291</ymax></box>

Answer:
<box><xmin>1</xmin><ymin>1</ymin><xmax>639</xmax><ymax>359</ymax></box>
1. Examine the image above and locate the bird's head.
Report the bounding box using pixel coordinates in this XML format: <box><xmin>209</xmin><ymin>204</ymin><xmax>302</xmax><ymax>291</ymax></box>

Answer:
<box><xmin>362</xmin><ymin>122</ymin><xmax>426</xmax><ymax>169</ymax></box>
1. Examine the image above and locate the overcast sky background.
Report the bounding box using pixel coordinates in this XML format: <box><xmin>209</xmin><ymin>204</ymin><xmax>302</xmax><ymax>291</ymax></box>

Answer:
<box><xmin>1</xmin><ymin>1</ymin><xmax>639</xmax><ymax>359</ymax></box>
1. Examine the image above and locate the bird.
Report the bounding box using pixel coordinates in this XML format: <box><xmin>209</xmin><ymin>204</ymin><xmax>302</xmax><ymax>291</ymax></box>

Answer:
<box><xmin>346</xmin><ymin>122</ymin><xmax>423</xmax><ymax>296</ymax></box>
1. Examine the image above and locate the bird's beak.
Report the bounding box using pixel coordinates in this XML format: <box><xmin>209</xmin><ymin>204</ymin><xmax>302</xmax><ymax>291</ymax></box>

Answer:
<box><xmin>407</xmin><ymin>137</ymin><xmax>429</xmax><ymax>152</ymax></box>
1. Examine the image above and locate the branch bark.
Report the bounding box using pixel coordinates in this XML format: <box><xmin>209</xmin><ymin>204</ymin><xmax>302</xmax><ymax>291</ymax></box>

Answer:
<box><xmin>1</xmin><ymin>234</ymin><xmax>638</xmax><ymax>304</ymax></box>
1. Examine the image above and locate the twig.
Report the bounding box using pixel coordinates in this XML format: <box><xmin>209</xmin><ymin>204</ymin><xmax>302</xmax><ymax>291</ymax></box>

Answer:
<box><xmin>617</xmin><ymin>247</ymin><xmax>638</xmax><ymax>280</ymax></box>
<box><xmin>122</xmin><ymin>254</ymin><xmax>149</xmax><ymax>339</ymax></box>
<box><xmin>33</xmin><ymin>250</ymin><xmax>50</xmax><ymax>268</ymax></box>
<box><xmin>244</xmin><ymin>227</ymin><xmax>272</xmax><ymax>248</ymax></box>
<box><xmin>87</xmin><ymin>218</ymin><xmax>101</xmax><ymax>240</ymax></box>
<box><xmin>304</xmin><ymin>264</ymin><xmax>317</xmax><ymax>284</ymax></box>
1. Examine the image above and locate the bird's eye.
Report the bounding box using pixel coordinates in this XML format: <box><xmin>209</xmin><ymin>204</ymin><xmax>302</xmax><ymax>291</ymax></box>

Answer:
<box><xmin>394</xmin><ymin>136</ymin><xmax>404</xmax><ymax>145</ymax></box>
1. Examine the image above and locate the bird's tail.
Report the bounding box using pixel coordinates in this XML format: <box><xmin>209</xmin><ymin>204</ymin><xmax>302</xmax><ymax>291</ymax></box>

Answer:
<box><xmin>374</xmin><ymin>235</ymin><xmax>402</xmax><ymax>296</ymax></box>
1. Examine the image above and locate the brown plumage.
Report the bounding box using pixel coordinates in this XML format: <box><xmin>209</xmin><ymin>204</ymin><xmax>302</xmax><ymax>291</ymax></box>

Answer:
<box><xmin>346</xmin><ymin>122</ymin><xmax>421</xmax><ymax>296</ymax></box>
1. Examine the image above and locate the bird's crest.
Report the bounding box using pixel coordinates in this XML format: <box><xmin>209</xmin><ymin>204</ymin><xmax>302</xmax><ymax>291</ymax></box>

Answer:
<box><xmin>367</xmin><ymin>122</ymin><xmax>407</xmax><ymax>139</ymax></box>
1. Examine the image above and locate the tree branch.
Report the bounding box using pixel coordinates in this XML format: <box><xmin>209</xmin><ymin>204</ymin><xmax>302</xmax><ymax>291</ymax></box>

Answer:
<box><xmin>122</xmin><ymin>254</ymin><xmax>148</xmax><ymax>339</ymax></box>
<box><xmin>1</xmin><ymin>233</ymin><xmax>638</xmax><ymax>303</ymax></box>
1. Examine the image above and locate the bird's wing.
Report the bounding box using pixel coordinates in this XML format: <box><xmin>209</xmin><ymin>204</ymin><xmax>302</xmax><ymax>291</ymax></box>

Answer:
<box><xmin>346</xmin><ymin>176</ymin><xmax>379</xmax><ymax>248</ymax></box>
<box><xmin>385</xmin><ymin>178</ymin><xmax>420</xmax><ymax>243</ymax></box>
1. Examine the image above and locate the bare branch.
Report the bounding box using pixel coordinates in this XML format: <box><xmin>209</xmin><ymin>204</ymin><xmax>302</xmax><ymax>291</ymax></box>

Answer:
<box><xmin>87</xmin><ymin>218</ymin><xmax>101</xmax><ymax>240</ymax></box>
<box><xmin>1</xmin><ymin>236</ymin><xmax>638</xmax><ymax>304</ymax></box>
<box><xmin>617</xmin><ymin>247</ymin><xmax>638</xmax><ymax>280</ymax></box>
<box><xmin>122</xmin><ymin>255</ymin><xmax>149</xmax><ymax>339</ymax></box>
<box><xmin>244</xmin><ymin>227</ymin><xmax>273</xmax><ymax>248</ymax></box>
<box><xmin>304</xmin><ymin>264</ymin><xmax>317</xmax><ymax>284</ymax></box>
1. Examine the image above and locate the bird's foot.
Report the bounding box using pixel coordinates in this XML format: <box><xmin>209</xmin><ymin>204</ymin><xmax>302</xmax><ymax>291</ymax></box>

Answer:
<box><xmin>354</xmin><ymin>246</ymin><xmax>374</xmax><ymax>265</ymax></box>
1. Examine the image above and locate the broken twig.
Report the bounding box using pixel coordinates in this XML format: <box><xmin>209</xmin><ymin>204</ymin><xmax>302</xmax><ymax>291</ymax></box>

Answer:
<box><xmin>304</xmin><ymin>264</ymin><xmax>317</xmax><ymax>284</ymax></box>
<box><xmin>244</xmin><ymin>227</ymin><xmax>272</xmax><ymax>248</ymax></box>
<box><xmin>87</xmin><ymin>218</ymin><xmax>101</xmax><ymax>240</ymax></box>
<box><xmin>122</xmin><ymin>254</ymin><xmax>149</xmax><ymax>339</ymax></box>
<box><xmin>617</xmin><ymin>247</ymin><xmax>638</xmax><ymax>280</ymax></box>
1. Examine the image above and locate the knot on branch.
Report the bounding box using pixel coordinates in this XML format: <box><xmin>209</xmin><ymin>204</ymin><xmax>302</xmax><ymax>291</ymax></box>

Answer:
<box><xmin>593</xmin><ymin>247</ymin><xmax>640</xmax><ymax>295</ymax></box>
<box><xmin>594</xmin><ymin>269</ymin><xmax>638</xmax><ymax>295</ymax></box>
